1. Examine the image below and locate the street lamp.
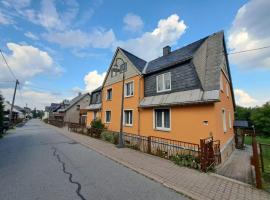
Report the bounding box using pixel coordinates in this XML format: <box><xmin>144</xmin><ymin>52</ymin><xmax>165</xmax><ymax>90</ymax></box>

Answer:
<box><xmin>111</xmin><ymin>58</ymin><xmax>127</xmax><ymax>148</ymax></box>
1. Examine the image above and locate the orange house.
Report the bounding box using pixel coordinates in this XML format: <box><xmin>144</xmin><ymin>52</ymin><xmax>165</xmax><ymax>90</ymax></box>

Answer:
<box><xmin>88</xmin><ymin>31</ymin><xmax>235</xmax><ymax>162</ymax></box>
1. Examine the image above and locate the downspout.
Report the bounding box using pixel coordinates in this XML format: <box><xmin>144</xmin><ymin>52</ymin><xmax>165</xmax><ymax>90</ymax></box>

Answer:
<box><xmin>138</xmin><ymin>75</ymin><xmax>142</xmax><ymax>136</ymax></box>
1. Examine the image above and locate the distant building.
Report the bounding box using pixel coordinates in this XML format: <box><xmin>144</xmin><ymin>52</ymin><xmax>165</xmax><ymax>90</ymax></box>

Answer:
<box><xmin>49</xmin><ymin>93</ymin><xmax>91</xmax><ymax>124</ymax></box>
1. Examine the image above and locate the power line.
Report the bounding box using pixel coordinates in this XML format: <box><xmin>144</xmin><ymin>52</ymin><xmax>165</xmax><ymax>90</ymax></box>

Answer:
<box><xmin>227</xmin><ymin>45</ymin><xmax>270</xmax><ymax>55</ymax></box>
<box><xmin>0</xmin><ymin>49</ymin><xmax>17</xmax><ymax>80</ymax></box>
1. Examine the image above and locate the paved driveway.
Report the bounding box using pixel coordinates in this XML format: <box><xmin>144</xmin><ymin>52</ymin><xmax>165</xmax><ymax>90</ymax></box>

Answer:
<box><xmin>0</xmin><ymin>119</ymin><xmax>187</xmax><ymax>200</ymax></box>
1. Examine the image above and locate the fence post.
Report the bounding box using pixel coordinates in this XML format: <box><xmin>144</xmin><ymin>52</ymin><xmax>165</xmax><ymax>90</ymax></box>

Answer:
<box><xmin>200</xmin><ymin>139</ymin><xmax>206</xmax><ymax>172</ymax></box>
<box><xmin>147</xmin><ymin>136</ymin><xmax>151</xmax><ymax>154</ymax></box>
<box><xmin>259</xmin><ymin>143</ymin><xmax>264</xmax><ymax>173</ymax></box>
<box><xmin>252</xmin><ymin>134</ymin><xmax>262</xmax><ymax>189</ymax></box>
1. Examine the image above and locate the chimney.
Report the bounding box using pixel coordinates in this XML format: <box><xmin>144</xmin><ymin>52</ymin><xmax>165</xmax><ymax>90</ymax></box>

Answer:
<box><xmin>163</xmin><ymin>46</ymin><xmax>171</xmax><ymax>56</ymax></box>
<box><xmin>78</xmin><ymin>92</ymin><xmax>82</xmax><ymax>96</ymax></box>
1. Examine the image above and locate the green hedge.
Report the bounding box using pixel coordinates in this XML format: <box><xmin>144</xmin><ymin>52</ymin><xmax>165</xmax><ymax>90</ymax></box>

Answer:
<box><xmin>101</xmin><ymin>131</ymin><xmax>118</xmax><ymax>144</ymax></box>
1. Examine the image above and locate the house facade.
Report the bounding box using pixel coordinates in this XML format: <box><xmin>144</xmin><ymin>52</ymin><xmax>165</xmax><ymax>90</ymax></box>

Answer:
<box><xmin>87</xmin><ymin>31</ymin><xmax>235</xmax><ymax>162</ymax></box>
<box><xmin>86</xmin><ymin>87</ymin><xmax>102</xmax><ymax>126</ymax></box>
<box><xmin>50</xmin><ymin>93</ymin><xmax>91</xmax><ymax>124</ymax></box>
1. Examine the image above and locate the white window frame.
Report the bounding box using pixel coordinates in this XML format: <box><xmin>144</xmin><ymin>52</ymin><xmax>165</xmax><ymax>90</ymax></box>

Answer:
<box><xmin>153</xmin><ymin>108</ymin><xmax>171</xmax><ymax>131</ymax></box>
<box><xmin>105</xmin><ymin>110</ymin><xmax>111</xmax><ymax>123</ymax></box>
<box><xmin>106</xmin><ymin>88</ymin><xmax>112</xmax><ymax>101</ymax></box>
<box><xmin>226</xmin><ymin>83</ymin><xmax>229</xmax><ymax>98</ymax></box>
<box><xmin>123</xmin><ymin>109</ymin><xmax>133</xmax><ymax>126</ymax></box>
<box><xmin>124</xmin><ymin>80</ymin><xmax>134</xmax><ymax>98</ymax></box>
<box><xmin>220</xmin><ymin>74</ymin><xmax>224</xmax><ymax>92</ymax></box>
<box><xmin>222</xmin><ymin>109</ymin><xmax>227</xmax><ymax>133</ymax></box>
<box><xmin>228</xmin><ymin>110</ymin><xmax>232</xmax><ymax>129</ymax></box>
<box><xmin>156</xmin><ymin>72</ymin><xmax>171</xmax><ymax>93</ymax></box>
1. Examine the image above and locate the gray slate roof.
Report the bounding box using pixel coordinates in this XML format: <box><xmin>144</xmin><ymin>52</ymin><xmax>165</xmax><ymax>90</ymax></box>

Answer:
<box><xmin>85</xmin><ymin>103</ymin><xmax>102</xmax><ymax>110</ymax></box>
<box><xmin>60</xmin><ymin>93</ymin><xmax>90</xmax><ymax>112</ymax></box>
<box><xmin>140</xmin><ymin>89</ymin><xmax>219</xmax><ymax>108</ymax></box>
<box><xmin>145</xmin><ymin>38</ymin><xmax>206</xmax><ymax>74</ymax></box>
<box><xmin>234</xmin><ymin>120</ymin><xmax>249</xmax><ymax>128</ymax></box>
<box><xmin>120</xmin><ymin>48</ymin><xmax>147</xmax><ymax>72</ymax></box>
<box><xmin>91</xmin><ymin>86</ymin><xmax>102</xmax><ymax>93</ymax></box>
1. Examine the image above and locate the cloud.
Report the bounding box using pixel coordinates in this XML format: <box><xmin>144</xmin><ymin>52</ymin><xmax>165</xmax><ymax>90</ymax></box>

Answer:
<box><xmin>0</xmin><ymin>11</ymin><xmax>14</xmax><ymax>25</ymax></box>
<box><xmin>234</xmin><ymin>89</ymin><xmax>259</xmax><ymax>107</ymax></box>
<box><xmin>84</xmin><ymin>70</ymin><xmax>106</xmax><ymax>92</ymax></box>
<box><xmin>123</xmin><ymin>13</ymin><xmax>143</xmax><ymax>32</ymax></box>
<box><xmin>24</xmin><ymin>31</ymin><xmax>39</xmax><ymax>40</ymax></box>
<box><xmin>0</xmin><ymin>87</ymin><xmax>66</xmax><ymax>110</ymax></box>
<box><xmin>117</xmin><ymin>14</ymin><xmax>187</xmax><ymax>61</ymax></box>
<box><xmin>43</xmin><ymin>28</ymin><xmax>116</xmax><ymax>49</ymax></box>
<box><xmin>0</xmin><ymin>43</ymin><xmax>63</xmax><ymax>82</ymax></box>
<box><xmin>228</xmin><ymin>0</ymin><xmax>270</xmax><ymax>69</ymax></box>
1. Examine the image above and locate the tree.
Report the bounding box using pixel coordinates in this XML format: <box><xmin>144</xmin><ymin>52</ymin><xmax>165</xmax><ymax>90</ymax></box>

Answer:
<box><xmin>250</xmin><ymin>102</ymin><xmax>270</xmax><ymax>135</ymax></box>
<box><xmin>235</xmin><ymin>106</ymin><xmax>252</xmax><ymax>121</ymax></box>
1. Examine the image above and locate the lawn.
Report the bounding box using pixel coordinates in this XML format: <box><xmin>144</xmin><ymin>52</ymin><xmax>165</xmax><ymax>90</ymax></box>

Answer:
<box><xmin>244</xmin><ymin>135</ymin><xmax>270</xmax><ymax>145</ymax></box>
<box><xmin>245</xmin><ymin>135</ymin><xmax>270</xmax><ymax>191</ymax></box>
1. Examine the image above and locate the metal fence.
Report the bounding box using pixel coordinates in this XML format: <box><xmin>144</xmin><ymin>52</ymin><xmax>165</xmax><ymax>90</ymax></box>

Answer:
<box><xmin>122</xmin><ymin>133</ymin><xmax>200</xmax><ymax>159</ymax></box>
<box><xmin>61</xmin><ymin>125</ymin><xmax>220</xmax><ymax>172</ymax></box>
<box><xmin>259</xmin><ymin>143</ymin><xmax>270</xmax><ymax>191</ymax></box>
<box><xmin>48</xmin><ymin>120</ymin><xmax>64</xmax><ymax>128</ymax></box>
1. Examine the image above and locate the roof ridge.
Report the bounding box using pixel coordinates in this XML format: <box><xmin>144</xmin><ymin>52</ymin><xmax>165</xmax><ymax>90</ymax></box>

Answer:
<box><xmin>119</xmin><ymin>47</ymin><xmax>146</xmax><ymax>62</ymax></box>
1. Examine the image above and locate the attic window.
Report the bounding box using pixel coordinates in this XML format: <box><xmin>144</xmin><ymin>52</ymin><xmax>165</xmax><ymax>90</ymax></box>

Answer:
<box><xmin>156</xmin><ymin>72</ymin><xmax>171</xmax><ymax>93</ymax></box>
<box><xmin>76</xmin><ymin>105</ymin><xmax>80</xmax><ymax>111</ymax></box>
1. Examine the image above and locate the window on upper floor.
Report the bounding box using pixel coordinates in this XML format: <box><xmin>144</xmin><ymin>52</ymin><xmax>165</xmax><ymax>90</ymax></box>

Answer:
<box><xmin>107</xmin><ymin>88</ymin><xmax>112</xmax><ymax>100</ymax></box>
<box><xmin>220</xmin><ymin>75</ymin><xmax>223</xmax><ymax>91</ymax></box>
<box><xmin>156</xmin><ymin>72</ymin><xmax>171</xmax><ymax>93</ymax></box>
<box><xmin>76</xmin><ymin>105</ymin><xmax>80</xmax><ymax>111</ymax></box>
<box><xmin>154</xmin><ymin>108</ymin><xmax>170</xmax><ymax>131</ymax></box>
<box><xmin>124</xmin><ymin>110</ymin><xmax>133</xmax><ymax>126</ymax></box>
<box><xmin>105</xmin><ymin>111</ymin><xmax>111</xmax><ymax>123</ymax></box>
<box><xmin>125</xmin><ymin>81</ymin><xmax>134</xmax><ymax>97</ymax></box>
<box><xmin>226</xmin><ymin>83</ymin><xmax>229</xmax><ymax>98</ymax></box>
<box><xmin>222</xmin><ymin>109</ymin><xmax>227</xmax><ymax>133</ymax></box>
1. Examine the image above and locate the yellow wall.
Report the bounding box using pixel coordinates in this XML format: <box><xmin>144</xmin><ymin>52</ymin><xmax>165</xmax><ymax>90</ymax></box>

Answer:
<box><xmin>213</xmin><ymin>71</ymin><xmax>235</xmax><ymax>148</ymax></box>
<box><xmin>101</xmin><ymin>70</ymin><xmax>234</xmax><ymax>150</ymax></box>
<box><xmin>86</xmin><ymin>110</ymin><xmax>101</xmax><ymax>126</ymax></box>
<box><xmin>102</xmin><ymin>75</ymin><xmax>143</xmax><ymax>134</ymax></box>
<box><xmin>139</xmin><ymin>104</ymin><xmax>216</xmax><ymax>144</ymax></box>
<box><xmin>139</xmin><ymin>71</ymin><xmax>234</xmax><ymax>148</ymax></box>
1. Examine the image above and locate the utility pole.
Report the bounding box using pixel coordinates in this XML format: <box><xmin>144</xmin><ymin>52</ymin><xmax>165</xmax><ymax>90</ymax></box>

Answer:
<box><xmin>9</xmin><ymin>79</ymin><xmax>19</xmax><ymax>124</ymax></box>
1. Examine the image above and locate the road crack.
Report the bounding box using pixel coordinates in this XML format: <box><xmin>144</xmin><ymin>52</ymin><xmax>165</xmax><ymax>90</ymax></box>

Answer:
<box><xmin>52</xmin><ymin>147</ymin><xmax>87</xmax><ymax>200</ymax></box>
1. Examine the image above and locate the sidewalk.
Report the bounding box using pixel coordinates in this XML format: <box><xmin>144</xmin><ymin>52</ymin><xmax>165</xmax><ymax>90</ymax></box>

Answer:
<box><xmin>49</xmin><ymin>124</ymin><xmax>270</xmax><ymax>200</ymax></box>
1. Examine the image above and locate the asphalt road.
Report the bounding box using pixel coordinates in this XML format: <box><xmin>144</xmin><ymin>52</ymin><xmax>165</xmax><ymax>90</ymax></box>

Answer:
<box><xmin>0</xmin><ymin>119</ymin><xmax>187</xmax><ymax>200</ymax></box>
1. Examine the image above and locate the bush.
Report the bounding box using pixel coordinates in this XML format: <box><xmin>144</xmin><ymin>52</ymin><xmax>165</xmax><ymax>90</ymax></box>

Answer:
<box><xmin>43</xmin><ymin>118</ymin><xmax>48</xmax><ymax>123</ymax></box>
<box><xmin>171</xmin><ymin>154</ymin><xmax>201</xmax><ymax>170</ymax></box>
<box><xmin>101</xmin><ymin>131</ymin><xmax>118</xmax><ymax>144</ymax></box>
<box><xmin>90</xmin><ymin>118</ymin><xmax>105</xmax><ymax>129</ymax></box>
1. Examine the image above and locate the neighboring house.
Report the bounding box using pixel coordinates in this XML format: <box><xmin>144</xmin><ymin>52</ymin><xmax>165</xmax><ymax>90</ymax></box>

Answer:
<box><xmin>58</xmin><ymin>93</ymin><xmax>91</xmax><ymax>124</ymax></box>
<box><xmin>43</xmin><ymin>106</ymin><xmax>51</xmax><ymax>120</ymax></box>
<box><xmin>48</xmin><ymin>103</ymin><xmax>62</xmax><ymax>121</ymax></box>
<box><xmin>3</xmin><ymin>101</ymin><xmax>25</xmax><ymax>121</ymax></box>
<box><xmin>87</xmin><ymin>31</ymin><xmax>235</xmax><ymax>162</ymax></box>
<box><xmin>86</xmin><ymin>86</ymin><xmax>102</xmax><ymax>126</ymax></box>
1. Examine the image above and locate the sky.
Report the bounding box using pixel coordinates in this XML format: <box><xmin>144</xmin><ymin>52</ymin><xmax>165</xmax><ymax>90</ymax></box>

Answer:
<box><xmin>0</xmin><ymin>0</ymin><xmax>269</xmax><ymax>109</ymax></box>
